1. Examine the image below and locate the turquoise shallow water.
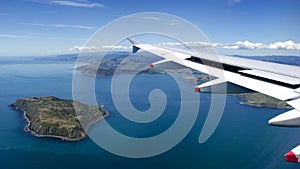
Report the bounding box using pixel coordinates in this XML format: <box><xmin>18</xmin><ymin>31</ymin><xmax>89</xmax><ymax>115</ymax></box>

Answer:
<box><xmin>0</xmin><ymin>57</ymin><xmax>299</xmax><ymax>169</ymax></box>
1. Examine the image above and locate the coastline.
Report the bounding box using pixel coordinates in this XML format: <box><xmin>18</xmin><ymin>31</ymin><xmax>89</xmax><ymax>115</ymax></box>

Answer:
<box><xmin>22</xmin><ymin>109</ymin><xmax>108</xmax><ymax>141</ymax></box>
<box><xmin>22</xmin><ymin>110</ymin><xmax>82</xmax><ymax>141</ymax></box>
<box><xmin>238</xmin><ymin>101</ymin><xmax>290</xmax><ymax>109</ymax></box>
<box><xmin>14</xmin><ymin>101</ymin><xmax>108</xmax><ymax>142</ymax></box>
<box><xmin>232</xmin><ymin>93</ymin><xmax>290</xmax><ymax>109</ymax></box>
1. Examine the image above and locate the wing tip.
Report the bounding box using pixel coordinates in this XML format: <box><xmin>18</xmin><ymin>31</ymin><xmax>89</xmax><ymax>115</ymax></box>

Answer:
<box><xmin>127</xmin><ymin>38</ymin><xmax>141</xmax><ymax>53</ymax></box>
<box><xmin>127</xmin><ymin>38</ymin><xmax>140</xmax><ymax>45</ymax></box>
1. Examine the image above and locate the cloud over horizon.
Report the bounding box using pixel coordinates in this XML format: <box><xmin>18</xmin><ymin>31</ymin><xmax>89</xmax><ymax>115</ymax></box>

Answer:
<box><xmin>69</xmin><ymin>45</ymin><xmax>130</xmax><ymax>52</ymax></box>
<box><xmin>0</xmin><ymin>34</ymin><xmax>34</xmax><ymax>39</ymax></box>
<box><xmin>21</xmin><ymin>23</ymin><xmax>96</xmax><ymax>30</ymax></box>
<box><xmin>216</xmin><ymin>40</ymin><xmax>300</xmax><ymax>50</ymax></box>
<box><xmin>228</xmin><ymin>0</ymin><xmax>243</xmax><ymax>5</ymax></box>
<box><xmin>161</xmin><ymin>40</ymin><xmax>300</xmax><ymax>51</ymax></box>
<box><xmin>32</xmin><ymin>0</ymin><xmax>105</xmax><ymax>8</ymax></box>
<box><xmin>67</xmin><ymin>40</ymin><xmax>300</xmax><ymax>54</ymax></box>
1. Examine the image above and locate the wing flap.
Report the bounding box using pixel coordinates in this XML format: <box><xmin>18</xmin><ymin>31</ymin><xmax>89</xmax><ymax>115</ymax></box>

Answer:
<box><xmin>287</xmin><ymin>98</ymin><xmax>300</xmax><ymax>111</ymax></box>
<box><xmin>150</xmin><ymin>59</ymin><xmax>187</xmax><ymax>69</ymax></box>
<box><xmin>268</xmin><ymin>109</ymin><xmax>300</xmax><ymax>127</ymax></box>
<box><xmin>295</xmin><ymin>87</ymin><xmax>300</xmax><ymax>94</ymax></box>
<box><xmin>195</xmin><ymin>79</ymin><xmax>253</xmax><ymax>94</ymax></box>
<box><xmin>239</xmin><ymin>69</ymin><xmax>300</xmax><ymax>85</ymax></box>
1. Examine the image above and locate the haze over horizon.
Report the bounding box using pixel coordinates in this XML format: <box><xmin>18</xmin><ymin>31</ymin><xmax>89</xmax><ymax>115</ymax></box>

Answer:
<box><xmin>1</xmin><ymin>0</ymin><xmax>300</xmax><ymax>56</ymax></box>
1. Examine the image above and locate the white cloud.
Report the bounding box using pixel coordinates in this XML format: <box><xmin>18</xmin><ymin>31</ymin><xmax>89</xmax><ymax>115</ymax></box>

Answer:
<box><xmin>126</xmin><ymin>15</ymin><xmax>161</xmax><ymax>21</ymax></box>
<box><xmin>44</xmin><ymin>37</ymin><xmax>87</xmax><ymax>41</ymax></box>
<box><xmin>185</xmin><ymin>41</ymin><xmax>213</xmax><ymax>48</ymax></box>
<box><xmin>158</xmin><ymin>41</ymin><xmax>212</xmax><ymax>48</ymax></box>
<box><xmin>228</xmin><ymin>0</ymin><xmax>242</xmax><ymax>5</ymax></box>
<box><xmin>70</xmin><ymin>46</ymin><xmax>98</xmax><ymax>52</ymax></box>
<box><xmin>158</xmin><ymin>42</ymin><xmax>181</xmax><ymax>46</ymax></box>
<box><xmin>138</xmin><ymin>16</ymin><xmax>161</xmax><ymax>20</ymax></box>
<box><xmin>68</xmin><ymin>40</ymin><xmax>300</xmax><ymax>53</ymax></box>
<box><xmin>69</xmin><ymin>45</ymin><xmax>131</xmax><ymax>52</ymax></box>
<box><xmin>235</xmin><ymin>41</ymin><xmax>265</xmax><ymax>49</ymax></box>
<box><xmin>22</xmin><ymin>23</ymin><xmax>96</xmax><ymax>30</ymax></box>
<box><xmin>33</xmin><ymin>0</ymin><xmax>105</xmax><ymax>8</ymax></box>
<box><xmin>217</xmin><ymin>41</ymin><xmax>266</xmax><ymax>50</ymax></box>
<box><xmin>269</xmin><ymin>40</ymin><xmax>300</xmax><ymax>50</ymax></box>
<box><xmin>226</xmin><ymin>40</ymin><xmax>300</xmax><ymax>50</ymax></box>
<box><xmin>157</xmin><ymin>40</ymin><xmax>300</xmax><ymax>51</ymax></box>
<box><xmin>0</xmin><ymin>34</ymin><xmax>33</xmax><ymax>39</ymax></box>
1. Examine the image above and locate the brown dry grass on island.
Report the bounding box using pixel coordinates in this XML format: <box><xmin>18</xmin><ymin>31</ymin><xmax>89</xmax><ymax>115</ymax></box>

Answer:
<box><xmin>11</xmin><ymin>96</ymin><xmax>108</xmax><ymax>141</ymax></box>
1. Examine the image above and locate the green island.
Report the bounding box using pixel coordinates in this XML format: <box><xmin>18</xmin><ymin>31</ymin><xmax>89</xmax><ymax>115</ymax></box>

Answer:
<box><xmin>11</xmin><ymin>96</ymin><xmax>108</xmax><ymax>141</ymax></box>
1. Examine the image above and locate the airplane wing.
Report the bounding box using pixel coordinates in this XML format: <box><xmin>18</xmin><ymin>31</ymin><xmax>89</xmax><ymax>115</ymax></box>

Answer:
<box><xmin>128</xmin><ymin>38</ymin><xmax>300</xmax><ymax>163</ymax></box>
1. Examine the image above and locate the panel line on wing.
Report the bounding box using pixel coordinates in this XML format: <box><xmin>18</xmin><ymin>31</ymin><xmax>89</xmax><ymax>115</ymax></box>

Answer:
<box><xmin>239</xmin><ymin>69</ymin><xmax>300</xmax><ymax>85</ymax></box>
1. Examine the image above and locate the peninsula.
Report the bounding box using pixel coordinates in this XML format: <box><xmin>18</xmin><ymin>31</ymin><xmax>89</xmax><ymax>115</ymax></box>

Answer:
<box><xmin>11</xmin><ymin>96</ymin><xmax>108</xmax><ymax>141</ymax></box>
<box><xmin>232</xmin><ymin>93</ymin><xmax>290</xmax><ymax>109</ymax></box>
<box><xmin>76</xmin><ymin>53</ymin><xmax>289</xmax><ymax>109</ymax></box>
<box><xmin>76</xmin><ymin>53</ymin><xmax>165</xmax><ymax>77</ymax></box>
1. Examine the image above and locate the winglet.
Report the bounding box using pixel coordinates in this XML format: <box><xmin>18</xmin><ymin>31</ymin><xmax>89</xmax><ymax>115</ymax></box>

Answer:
<box><xmin>127</xmin><ymin>38</ymin><xmax>140</xmax><ymax>45</ymax></box>
<box><xmin>127</xmin><ymin>38</ymin><xmax>141</xmax><ymax>53</ymax></box>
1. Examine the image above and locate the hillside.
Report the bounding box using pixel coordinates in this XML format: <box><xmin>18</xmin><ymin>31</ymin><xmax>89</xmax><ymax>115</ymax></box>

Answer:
<box><xmin>11</xmin><ymin>96</ymin><xmax>108</xmax><ymax>141</ymax></box>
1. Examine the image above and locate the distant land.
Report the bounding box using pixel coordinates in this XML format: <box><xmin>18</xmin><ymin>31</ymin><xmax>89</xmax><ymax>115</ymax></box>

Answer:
<box><xmin>39</xmin><ymin>52</ymin><xmax>298</xmax><ymax>109</ymax></box>
<box><xmin>76</xmin><ymin>52</ymin><xmax>166</xmax><ymax>76</ymax></box>
<box><xmin>232</xmin><ymin>93</ymin><xmax>290</xmax><ymax>109</ymax></box>
<box><xmin>38</xmin><ymin>53</ymin><xmax>79</xmax><ymax>61</ymax></box>
<box><xmin>11</xmin><ymin>96</ymin><xmax>108</xmax><ymax>141</ymax></box>
<box><xmin>39</xmin><ymin>52</ymin><xmax>300</xmax><ymax>66</ymax></box>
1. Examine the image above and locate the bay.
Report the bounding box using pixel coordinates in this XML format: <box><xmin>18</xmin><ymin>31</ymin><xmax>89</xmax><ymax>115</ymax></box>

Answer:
<box><xmin>0</xmin><ymin>57</ymin><xmax>299</xmax><ymax>169</ymax></box>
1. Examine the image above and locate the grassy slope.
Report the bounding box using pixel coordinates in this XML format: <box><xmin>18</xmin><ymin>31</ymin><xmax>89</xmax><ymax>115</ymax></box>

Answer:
<box><xmin>12</xmin><ymin>96</ymin><xmax>108</xmax><ymax>141</ymax></box>
<box><xmin>232</xmin><ymin>93</ymin><xmax>290</xmax><ymax>109</ymax></box>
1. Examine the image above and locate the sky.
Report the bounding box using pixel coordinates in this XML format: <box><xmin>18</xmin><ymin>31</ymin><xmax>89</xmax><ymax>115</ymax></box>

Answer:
<box><xmin>0</xmin><ymin>0</ymin><xmax>300</xmax><ymax>56</ymax></box>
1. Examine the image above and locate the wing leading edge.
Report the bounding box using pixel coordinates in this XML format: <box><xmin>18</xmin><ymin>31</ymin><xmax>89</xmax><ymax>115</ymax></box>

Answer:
<box><xmin>128</xmin><ymin>38</ymin><xmax>300</xmax><ymax>163</ymax></box>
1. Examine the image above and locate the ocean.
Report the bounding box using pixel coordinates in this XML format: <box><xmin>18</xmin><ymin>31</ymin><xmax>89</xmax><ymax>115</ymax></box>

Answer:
<box><xmin>0</xmin><ymin>56</ymin><xmax>299</xmax><ymax>169</ymax></box>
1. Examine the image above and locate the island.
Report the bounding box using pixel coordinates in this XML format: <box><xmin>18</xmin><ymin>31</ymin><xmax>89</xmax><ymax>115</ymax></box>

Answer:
<box><xmin>11</xmin><ymin>96</ymin><xmax>108</xmax><ymax>141</ymax></box>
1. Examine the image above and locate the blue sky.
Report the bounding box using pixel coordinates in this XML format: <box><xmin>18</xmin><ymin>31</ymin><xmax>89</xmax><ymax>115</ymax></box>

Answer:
<box><xmin>0</xmin><ymin>0</ymin><xmax>300</xmax><ymax>56</ymax></box>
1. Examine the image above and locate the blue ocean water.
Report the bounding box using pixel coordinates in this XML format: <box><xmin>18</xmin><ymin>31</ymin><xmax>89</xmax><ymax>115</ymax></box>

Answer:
<box><xmin>0</xmin><ymin>57</ymin><xmax>299</xmax><ymax>169</ymax></box>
